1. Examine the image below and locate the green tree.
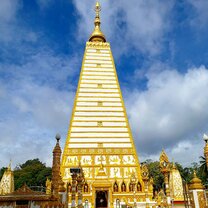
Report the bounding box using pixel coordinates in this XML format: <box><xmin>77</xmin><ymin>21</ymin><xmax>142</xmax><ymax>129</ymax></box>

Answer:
<box><xmin>0</xmin><ymin>167</ymin><xmax>7</xmax><ymax>180</ymax></box>
<box><xmin>199</xmin><ymin>156</ymin><xmax>208</xmax><ymax>187</ymax></box>
<box><xmin>175</xmin><ymin>162</ymin><xmax>193</xmax><ymax>183</ymax></box>
<box><xmin>199</xmin><ymin>156</ymin><xmax>206</xmax><ymax>170</ymax></box>
<box><xmin>143</xmin><ymin>160</ymin><xmax>164</xmax><ymax>193</ymax></box>
<box><xmin>14</xmin><ymin>159</ymin><xmax>52</xmax><ymax>189</ymax></box>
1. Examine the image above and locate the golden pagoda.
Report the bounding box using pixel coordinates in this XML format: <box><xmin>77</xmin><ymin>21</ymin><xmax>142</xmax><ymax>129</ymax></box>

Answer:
<box><xmin>169</xmin><ymin>163</ymin><xmax>185</xmax><ymax>206</ymax></box>
<box><xmin>61</xmin><ymin>2</ymin><xmax>153</xmax><ymax>207</ymax></box>
<box><xmin>0</xmin><ymin>162</ymin><xmax>14</xmax><ymax>195</ymax></box>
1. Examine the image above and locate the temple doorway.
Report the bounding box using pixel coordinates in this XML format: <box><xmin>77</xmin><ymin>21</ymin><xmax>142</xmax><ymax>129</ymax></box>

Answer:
<box><xmin>96</xmin><ymin>190</ymin><xmax>108</xmax><ymax>208</ymax></box>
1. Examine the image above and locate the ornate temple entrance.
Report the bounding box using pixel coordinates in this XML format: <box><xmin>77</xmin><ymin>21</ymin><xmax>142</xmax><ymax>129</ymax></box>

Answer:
<box><xmin>96</xmin><ymin>191</ymin><xmax>108</xmax><ymax>208</ymax></box>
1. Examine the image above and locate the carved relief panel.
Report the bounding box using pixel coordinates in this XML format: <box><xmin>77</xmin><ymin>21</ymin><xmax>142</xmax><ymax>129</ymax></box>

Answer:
<box><xmin>83</xmin><ymin>168</ymin><xmax>93</xmax><ymax>178</ymax></box>
<box><xmin>81</xmin><ymin>156</ymin><xmax>92</xmax><ymax>165</ymax></box>
<box><xmin>64</xmin><ymin>168</ymin><xmax>71</xmax><ymax>179</ymax></box>
<box><xmin>109</xmin><ymin>155</ymin><xmax>121</xmax><ymax>165</ymax></box>
<box><xmin>110</xmin><ymin>167</ymin><xmax>121</xmax><ymax>178</ymax></box>
<box><xmin>124</xmin><ymin>167</ymin><xmax>136</xmax><ymax>178</ymax></box>
<box><xmin>95</xmin><ymin>155</ymin><xmax>106</xmax><ymax>165</ymax></box>
<box><xmin>123</xmin><ymin>155</ymin><xmax>135</xmax><ymax>165</ymax></box>
<box><xmin>65</xmin><ymin>156</ymin><xmax>78</xmax><ymax>166</ymax></box>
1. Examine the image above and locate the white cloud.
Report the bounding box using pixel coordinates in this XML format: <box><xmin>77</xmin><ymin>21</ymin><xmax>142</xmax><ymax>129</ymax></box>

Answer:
<box><xmin>0</xmin><ymin>0</ymin><xmax>20</xmax><ymax>43</ymax></box>
<box><xmin>0</xmin><ymin>0</ymin><xmax>39</xmax><ymax>44</ymax></box>
<box><xmin>188</xmin><ymin>0</ymin><xmax>208</xmax><ymax>28</ymax></box>
<box><xmin>72</xmin><ymin>0</ymin><xmax>174</xmax><ymax>56</ymax></box>
<box><xmin>1</xmin><ymin>55</ymin><xmax>207</xmax><ymax>167</ymax></box>
<box><xmin>0</xmin><ymin>0</ymin><xmax>19</xmax><ymax>23</ymax></box>
<box><xmin>0</xmin><ymin>51</ymin><xmax>78</xmax><ymax>168</ymax></box>
<box><xmin>126</xmin><ymin>65</ymin><xmax>208</xmax><ymax>165</ymax></box>
<box><xmin>1</xmin><ymin>54</ymin><xmax>207</xmax><ymax>167</ymax></box>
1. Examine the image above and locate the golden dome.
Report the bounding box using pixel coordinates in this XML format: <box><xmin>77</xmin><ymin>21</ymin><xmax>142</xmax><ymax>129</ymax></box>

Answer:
<box><xmin>89</xmin><ymin>2</ymin><xmax>106</xmax><ymax>42</ymax></box>
<box><xmin>189</xmin><ymin>171</ymin><xmax>204</xmax><ymax>190</ymax></box>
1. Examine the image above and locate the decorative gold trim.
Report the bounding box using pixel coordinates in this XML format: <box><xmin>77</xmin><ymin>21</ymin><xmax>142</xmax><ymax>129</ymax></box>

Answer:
<box><xmin>86</xmin><ymin>42</ymin><xmax>110</xmax><ymax>48</ymax></box>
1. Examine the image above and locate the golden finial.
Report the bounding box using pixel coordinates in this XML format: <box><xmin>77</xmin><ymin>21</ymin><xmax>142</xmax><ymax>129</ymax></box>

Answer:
<box><xmin>171</xmin><ymin>158</ymin><xmax>176</xmax><ymax>169</ymax></box>
<box><xmin>89</xmin><ymin>2</ymin><xmax>106</xmax><ymax>42</ymax></box>
<box><xmin>95</xmin><ymin>2</ymin><xmax>101</xmax><ymax>17</ymax></box>
<box><xmin>8</xmin><ymin>160</ymin><xmax>12</xmax><ymax>171</ymax></box>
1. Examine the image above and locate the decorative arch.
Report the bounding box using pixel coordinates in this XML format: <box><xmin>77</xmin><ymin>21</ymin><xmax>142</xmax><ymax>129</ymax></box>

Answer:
<box><xmin>121</xmin><ymin>181</ymin><xmax>126</xmax><ymax>192</ymax></box>
<box><xmin>137</xmin><ymin>182</ymin><xmax>142</xmax><ymax>192</ymax></box>
<box><xmin>129</xmin><ymin>182</ymin><xmax>134</xmax><ymax>192</ymax></box>
<box><xmin>113</xmin><ymin>181</ymin><xmax>118</xmax><ymax>192</ymax></box>
<box><xmin>83</xmin><ymin>182</ymin><xmax>89</xmax><ymax>193</ymax></box>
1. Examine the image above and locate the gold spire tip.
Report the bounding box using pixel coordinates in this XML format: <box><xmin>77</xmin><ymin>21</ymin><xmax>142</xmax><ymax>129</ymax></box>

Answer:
<box><xmin>89</xmin><ymin>1</ymin><xmax>106</xmax><ymax>42</ymax></box>
<box><xmin>95</xmin><ymin>2</ymin><xmax>101</xmax><ymax>13</ymax></box>
<box><xmin>8</xmin><ymin>160</ymin><xmax>12</xmax><ymax>171</ymax></box>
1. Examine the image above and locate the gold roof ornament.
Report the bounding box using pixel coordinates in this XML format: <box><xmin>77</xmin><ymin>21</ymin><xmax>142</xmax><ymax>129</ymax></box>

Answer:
<box><xmin>141</xmin><ymin>163</ymin><xmax>149</xmax><ymax>181</ymax></box>
<box><xmin>189</xmin><ymin>171</ymin><xmax>204</xmax><ymax>190</ymax></box>
<box><xmin>53</xmin><ymin>133</ymin><xmax>61</xmax><ymax>154</ymax></box>
<box><xmin>89</xmin><ymin>2</ymin><xmax>106</xmax><ymax>42</ymax></box>
<box><xmin>159</xmin><ymin>149</ymin><xmax>170</xmax><ymax>172</ymax></box>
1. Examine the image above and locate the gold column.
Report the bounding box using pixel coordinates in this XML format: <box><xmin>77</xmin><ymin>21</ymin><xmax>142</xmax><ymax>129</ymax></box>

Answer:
<box><xmin>52</xmin><ymin>134</ymin><xmax>62</xmax><ymax>198</ymax></box>
<box><xmin>77</xmin><ymin>173</ymin><xmax>84</xmax><ymax>208</ymax></box>
<box><xmin>141</xmin><ymin>164</ymin><xmax>149</xmax><ymax>208</ymax></box>
<box><xmin>164</xmin><ymin>171</ymin><xmax>170</xmax><ymax>197</ymax></box>
<box><xmin>71</xmin><ymin>173</ymin><xmax>77</xmax><ymax>208</ymax></box>
<box><xmin>130</xmin><ymin>172</ymin><xmax>137</xmax><ymax>208</ymax></box>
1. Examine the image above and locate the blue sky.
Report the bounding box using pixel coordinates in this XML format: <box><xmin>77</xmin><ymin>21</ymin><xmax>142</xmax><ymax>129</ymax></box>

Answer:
<box><xmin>1</xmin><ymin>0</ymin><xmax>208</xmax><ymax>168</ymax></box>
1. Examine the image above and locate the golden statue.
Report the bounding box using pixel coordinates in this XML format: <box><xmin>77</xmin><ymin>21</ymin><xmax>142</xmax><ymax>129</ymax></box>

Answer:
<box><xmin>45</xmin><ymin>178</ymin><xmax>52</xmax><ymax>195</ymax></box>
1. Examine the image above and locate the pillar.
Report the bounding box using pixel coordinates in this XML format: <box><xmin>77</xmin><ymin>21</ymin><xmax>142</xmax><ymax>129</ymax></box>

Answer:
<box><xmin>71</xmin><ymin>173</ymin><xmax>77</xmax><ymax>208</ymax></box>
<box><xmin>51</xmin><ymin>134</ymin><xmax>62</xmax><ymax>197</ymax></box>
<box><xmin>188</xmin><ymin>171</ymin><xmax>206</xmax><ymax>208</ymax></box>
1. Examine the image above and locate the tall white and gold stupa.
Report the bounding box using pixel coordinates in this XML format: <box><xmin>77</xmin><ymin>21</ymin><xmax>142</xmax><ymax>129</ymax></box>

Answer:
<box><xmin>61</xmin><ymin>2</ymin><xmax>153</xmax><ymax>207</ymax></box>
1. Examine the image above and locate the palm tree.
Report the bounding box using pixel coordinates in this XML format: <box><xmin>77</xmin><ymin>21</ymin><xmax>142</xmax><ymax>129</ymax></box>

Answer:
<box><xmin>199</xmin><ymin>156</ymin><xmax>208</xmax><ymax>187</ymax></box>
<box><xmin>199</xmin><ymin>156</ymin><xmax>207</xmax><ymax>173</ymax></box>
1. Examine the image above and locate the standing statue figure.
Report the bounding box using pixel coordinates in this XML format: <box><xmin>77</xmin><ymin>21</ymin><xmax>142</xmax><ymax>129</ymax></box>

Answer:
<box><xmin>46</xmin><ymin>178</ymin><xmax>52</xmax><ymax>195</ymax></box>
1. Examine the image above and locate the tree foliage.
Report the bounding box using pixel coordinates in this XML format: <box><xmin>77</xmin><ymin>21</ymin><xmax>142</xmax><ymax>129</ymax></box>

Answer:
<box><xmin>0</xmin><ymin>159</ymin><xmax>52</xmax><ymax>190</ymax></box>
<box><xmin>14</xmin><ymin>158</ymin><xmax>52</xmax><ymax>189</ymax></box>
<box><xmin>143</xmin><ymin>157</ymin><xmax>208</xmax><ymax>191</ymax></box>
<box><xmin>143</xmin><ymin>160</ymin><xmax>164</xmax><ymax>192</ymax></box>
<box><xmin>0</xmin><ymin>167</ymin><xmax>7</xmax><ymax>180</ymax></box>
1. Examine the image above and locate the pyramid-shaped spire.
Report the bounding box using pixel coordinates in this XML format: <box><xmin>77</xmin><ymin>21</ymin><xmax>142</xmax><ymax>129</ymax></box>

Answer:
<box><xmin>61</xmin><ymin>2</ymin><xmax>152</xmax><ymax>207</ymax></box>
